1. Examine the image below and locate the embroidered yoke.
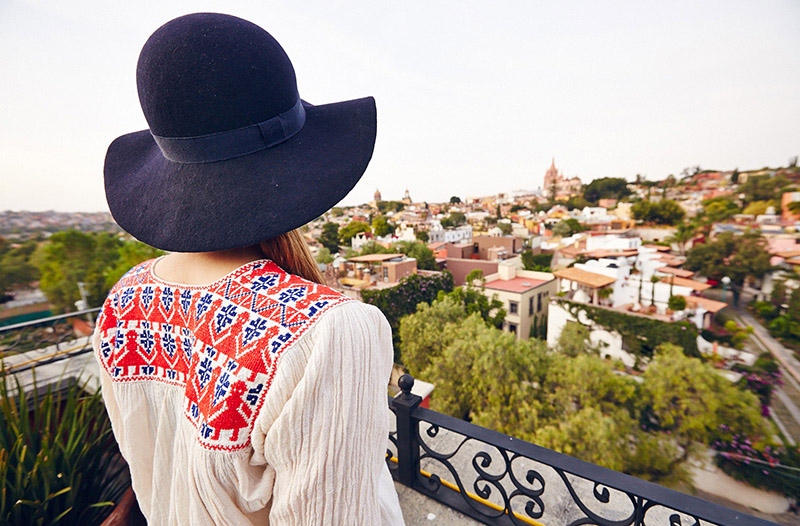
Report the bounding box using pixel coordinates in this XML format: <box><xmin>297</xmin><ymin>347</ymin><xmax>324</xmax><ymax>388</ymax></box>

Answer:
<box><xmin>93</xmin><ymin>258</ymin><xmax>404</xmax><ymax>525</ymax></box>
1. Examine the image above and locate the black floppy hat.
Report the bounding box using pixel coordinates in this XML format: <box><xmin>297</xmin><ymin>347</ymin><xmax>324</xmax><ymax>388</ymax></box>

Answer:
<box><xmin>104</xmin><ymin>13</ymin><xmax>376</xmax><ymax>252</ymax></box>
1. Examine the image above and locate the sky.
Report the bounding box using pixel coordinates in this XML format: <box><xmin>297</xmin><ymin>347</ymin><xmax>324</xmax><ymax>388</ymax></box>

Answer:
<box><xmin>1</xmin><ymin>0</ymin><xmax>799</xmax><ymax>212</ymax></box>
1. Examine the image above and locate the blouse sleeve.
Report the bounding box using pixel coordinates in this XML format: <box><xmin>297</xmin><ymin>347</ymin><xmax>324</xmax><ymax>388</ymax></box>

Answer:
<box><xmin>258</xmin><ymin>301</ymin><xmax>396</xmax><ymax>525</ymax></box>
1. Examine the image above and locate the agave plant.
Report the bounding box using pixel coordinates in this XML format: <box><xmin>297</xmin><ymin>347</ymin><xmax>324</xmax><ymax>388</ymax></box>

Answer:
<box><xmin>0</xmin><ymin>370</ymin><xmax>129</xmax><ymax>525</ymax></box>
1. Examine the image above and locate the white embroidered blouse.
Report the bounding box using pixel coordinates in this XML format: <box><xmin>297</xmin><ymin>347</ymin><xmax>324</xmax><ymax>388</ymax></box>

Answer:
<box><xmin>92</xmin><ymin>258</ymin><xmax>404</xmax><ymax>525</ymax></box>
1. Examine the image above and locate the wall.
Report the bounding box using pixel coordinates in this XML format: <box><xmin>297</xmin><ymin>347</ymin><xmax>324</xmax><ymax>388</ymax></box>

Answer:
<box><xmin>546</xmin><ymin>301</ymin><xmax>633</xmax><ymax>367</ymax></box>
<box><xmin>445</xmin><ymin>258</ymin><xmax>499</xmax><ymax>286</ymax></box>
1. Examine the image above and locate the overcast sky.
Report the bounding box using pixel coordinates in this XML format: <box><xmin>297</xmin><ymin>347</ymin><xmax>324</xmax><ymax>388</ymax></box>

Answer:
<box><xmin>2</xmin><ymin>0</ymin><xmax>799</xmax><ymax>212</ymax></box>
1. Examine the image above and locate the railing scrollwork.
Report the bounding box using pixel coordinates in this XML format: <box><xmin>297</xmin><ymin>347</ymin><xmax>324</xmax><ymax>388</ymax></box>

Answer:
<box><xmin>388</xmin><ymin>374</ymin><xmax>777</xmax><ymax>526</ymax></box>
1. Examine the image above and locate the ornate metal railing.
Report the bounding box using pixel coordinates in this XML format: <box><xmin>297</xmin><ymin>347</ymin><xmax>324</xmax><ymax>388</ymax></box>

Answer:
<box><xmin>387</xmin><ymin>374</ymin><xmax>777</xmax><ymax>526</ymax></box>
<box><xmin>0</xmin><ymin>308</ymin><xmax>100</xmax><ymax>374</ymax></box>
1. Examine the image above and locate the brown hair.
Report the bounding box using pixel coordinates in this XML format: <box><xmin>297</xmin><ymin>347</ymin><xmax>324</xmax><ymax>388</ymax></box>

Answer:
<box><xmin>257</xmin><ymin>229</ymin><xmax>325</xmax><ymax>284</ymax></box>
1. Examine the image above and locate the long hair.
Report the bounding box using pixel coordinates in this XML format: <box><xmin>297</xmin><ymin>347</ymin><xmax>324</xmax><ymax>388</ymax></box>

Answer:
<box><xmin>257</xmin><ymin>229</ymin><xmax>324</xmax><ymax>284</ymax></box>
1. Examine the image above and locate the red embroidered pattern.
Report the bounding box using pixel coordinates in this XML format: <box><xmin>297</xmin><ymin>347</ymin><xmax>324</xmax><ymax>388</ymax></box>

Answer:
<box><xmin>95</xmin><ymin>259</ymin><xmax>351</xmax><ymax>451</ymax></box>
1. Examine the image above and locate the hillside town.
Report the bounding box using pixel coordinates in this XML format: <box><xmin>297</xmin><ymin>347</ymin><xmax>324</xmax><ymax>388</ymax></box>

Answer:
<box><xmin>3</xmin><ymin>158</ymin><xmax>800</xmax><ymax>522</ymax></box>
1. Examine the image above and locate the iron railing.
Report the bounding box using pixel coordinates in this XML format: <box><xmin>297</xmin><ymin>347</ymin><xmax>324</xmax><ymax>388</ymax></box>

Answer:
<box><xmin>387</xmin><ymin>374</ymin><xmax>778</xmax><ymax>526</ymax></box>
<box><xmin>0</xmin><ymin>308</ymin><xmax>100</xmax><ymax>374</ymax></box>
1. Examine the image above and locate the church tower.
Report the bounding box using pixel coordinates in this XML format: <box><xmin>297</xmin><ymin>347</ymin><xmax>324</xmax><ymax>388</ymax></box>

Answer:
<box><xmin>374</xmin><ymin>188</ymin><xmax>382</xmax><ymax>202</ymax></box>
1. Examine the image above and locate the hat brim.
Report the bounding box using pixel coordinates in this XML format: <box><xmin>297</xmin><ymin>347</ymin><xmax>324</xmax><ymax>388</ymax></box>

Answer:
<box><xmin>104</xmin><ymin>97</ymin><xmax>376</xmax><ymax>252</ymax></box>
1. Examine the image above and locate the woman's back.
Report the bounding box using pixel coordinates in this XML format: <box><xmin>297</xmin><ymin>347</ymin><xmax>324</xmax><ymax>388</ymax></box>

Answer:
<box><xmin>94</xmin><ymin>257</ymin><xmax>403</xmax><ymax>524</ymax></box>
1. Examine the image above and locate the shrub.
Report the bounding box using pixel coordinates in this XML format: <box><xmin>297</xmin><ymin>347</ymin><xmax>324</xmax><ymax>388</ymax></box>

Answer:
<box><xmin>0</xmin><ymin>373</ymin><xmax>129</xmax><ymax>525</ymax></box>
<box><xmin>667</xmin><ymin>295</ymin><xmax>687</xmax><ymax>311</ymax></box>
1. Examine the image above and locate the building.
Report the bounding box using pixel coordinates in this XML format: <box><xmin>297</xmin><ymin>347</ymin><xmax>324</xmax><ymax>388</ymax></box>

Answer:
<box><xmin>428</xmin><ymin>224</ymin><xmax>473</xmax><ymax>244</ymax></box>
<box><xmin>472</xmin><ymin>235</ymin><xmax>523</xmax><ymax>260</ymax></box>
<box><xmin>542</xmin><ymin>159</ymin><xmax>582</xmax><ymax>199</ymax></box>
<box><xmin>480</xmin><ymin>264</ymin><xmax>556</xmax><ymax>340</ymax></box>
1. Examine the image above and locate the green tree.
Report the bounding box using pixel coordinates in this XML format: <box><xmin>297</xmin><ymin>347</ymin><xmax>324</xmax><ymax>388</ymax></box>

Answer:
<box><xmin>667</xmin><ymin>295</ymin><xmax>687</xmax><ymax>311</ymax></box>
<box><xmin>415</xmin><ymin>230</ymin><xmax>429</xmax><ymax>243</ymax></box>
<box><xmin>104</xmin><ymin>240</ymin><xmax>163</xmax><ymax>289</ymax></box>
<box><xmin>552</xmin><ymin>218</ymin><xmax>585</xmax><ymax>237</ymax></box>
<box><xmin>497</xmin><ymin>222</ymin><xmax>513</xmax><ymax>235</ymax></box>
<box><xmin>392</xmin><ymin>240</ymin><xmax>436</xmax><ymax>270</ymax></box>
<box><xmin>685</xmin><ymin>230</ymin><xmax>771</xmax><ymax>305</ymax></box>
<box><xmin>666</xmin><ymin>223</ymin><xmax>696</xmax><ymax>256</ymax></box>
<box><xmin>440</xmin><ymin>211</ymin><xmax>466</xmax><ymax>228</ymax></box>
<box><xmin>632</xmin><ymin>200</ymin><xmax>685</xmax><ymax>225</ymax></box>
<box><xmin>739</xmin><ymin>174</ymin><xmax>791</xmax><ymax>205</ymax></box>
<box><xmin>338</xmin><ymin>220</ymin><xmax>371</xmax><ymax>244</ymax></box>
<box><xmin>640</xmin><ymin>344</ymin><xmax>766</xmax><ymax>454</ymax></box>
<box><xmin>371</xmin><ymin>215</ymin><xmax>395</xmax><ymax>237</ymax></box>
<box><xmin>449</xmin><ymin>196</ymin><xmax>462</xmax><ymax>204</ymax></box>
<box><xmin>329</xmin><ymin>207</ymin><xmax>344</xmax><ymax>217</ymax></box>
<box><xmin>37</xmin><ymin>231</ymin><xmax>122</xmax><ymax>313</ymax></box>
<box><xmin>583</xmin><ymin>177</ymin><xmax>631</xmax><ymax>203</ymax></box>
<box><xmin>440</xmin><ymin>276</ymin><xmax>506</xmax><ymax>329</ymax></box>
<box><xmin>315</xmin><ymin>247</ymin><xmax>334</xmax><ymax>264</ymax></box>
<box><xmin>556</xmin><ymin>321</ymin><xmax>599</xmax><ymax>357</ymax></box>
<box><xmin>0</xmin><ymin>239</ymin><xmax>40</xmax><ymax>297</ymax></box>
<box><xmin>521</xmin><ymin>251</ymin><xmax>552</xmax><ymax>271</ymax></box>
<box><xmin>319</xmin><ymin>222</ymin><xmax>341</xmax><ymax>253</ymax></box>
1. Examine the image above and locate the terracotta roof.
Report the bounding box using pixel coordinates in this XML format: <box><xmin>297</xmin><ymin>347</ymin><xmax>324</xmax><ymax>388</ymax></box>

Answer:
<box><xmin>660</xmin><ymin>276</ymin><xmax>711</xmax><ymax>292</ymax></box>
<box><xmin>484</xmin><ymin>277</ymin><xmax>548</xmax><ymax>294</ymax></box>
<box><xmin>553</xmin><ymin>268</ymin><xmax>616</xmax><ymax>288</ymax></box>
<box><xmin>427</xmin><ymin>242</ymin><xmax>446</xmax><ymax>250</ymax></box>
<box><xmin>785</xmin><ymin>258</ymin><xmax>800</xmax><ymax>266</ymax></box>
<box><xmin>657</xmin><ymin>267</ymin><xmax>695</xmax><ymax>278</ymax></box>
<box><xmin>348</xmin><ymin>253</ymin><xmax>403</xmax><ymax>262</ymax></box>
<box><xmin>776</xmin><ymin>249</ymin><xmax>800</xmax><ymax>259</ymax></box>
<box><xmin>642</xmin><ymin>244</ymin><xmax>671</xmax><ymax>252</ymax></box>
<box><xmin>682</xmin><ymin>295</ymin><xmax>727</xmax><ymax>313</ymax></box>
<box><xmin>585</xmin><ymin>249</ymin><xmax>638</xmax><ymax>258</ymax></box>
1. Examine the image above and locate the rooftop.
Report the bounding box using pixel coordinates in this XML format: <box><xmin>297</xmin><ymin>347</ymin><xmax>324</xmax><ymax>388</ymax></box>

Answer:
<box><xmin>657</xmin><ymin>266</ymin><xmax>696</xmax><ymax>278</ymax></box>
<box><xmin>660</xmin><ymin>276</ymin><xmax>712</xmax><ymax>292</ymax></box>
<box><xmin>347</xmin><ymin>253</ymin><xmax>405</xmax><ymax>262</ymax></box>
<box><xmin>553</xmin><ymin>267</ymin><xmax>616</xmax><ymax>288</ymax></box>
<box><xmin>483</xmin><ymin>276</ymin><xmax>546</xmax><ymax>293</ymax></box>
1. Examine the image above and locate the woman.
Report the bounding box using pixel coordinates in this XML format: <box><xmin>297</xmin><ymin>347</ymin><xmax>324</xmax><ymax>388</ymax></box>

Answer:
<box><xmin>94</xmin><ymin>13</ymin><xmax>404</xmax><ymax>525</ymax></box>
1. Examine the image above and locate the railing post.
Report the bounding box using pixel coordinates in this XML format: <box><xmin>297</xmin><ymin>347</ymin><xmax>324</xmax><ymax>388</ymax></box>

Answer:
<box><xmin>392</xmin><ymin>373</ymin><xmax>422</xmax><ymax>487</ymax></box>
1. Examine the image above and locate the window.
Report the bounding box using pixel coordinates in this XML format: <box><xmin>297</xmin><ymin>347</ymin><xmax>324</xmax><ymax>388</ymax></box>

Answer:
<box><xmin>529</xmin><ymin>296</ymin><xmax>534</xmax><ymax>315</ymax></box>
<box><xmin>537</xmin><ymin>293</ymin><xmax>542</xmax><ymax>312</ymax></box>
<box><xmin>508</xmin><ymin>322</ymin><xmax>517</xmax><ymax>335</ymax></box>
<box><xmin>509</xmin><ymin>301</ymin><xmax>518</xmax><ymax>314</ymax></box>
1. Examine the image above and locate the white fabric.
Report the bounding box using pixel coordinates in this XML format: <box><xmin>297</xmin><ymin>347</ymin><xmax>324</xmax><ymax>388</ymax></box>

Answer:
<box><xmin>94</xmin><ymin>300</ymin><xmax>404</xmax><ymax>525</ymax></box>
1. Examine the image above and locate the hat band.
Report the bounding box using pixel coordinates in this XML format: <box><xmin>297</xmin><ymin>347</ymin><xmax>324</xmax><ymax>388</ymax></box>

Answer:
<box><xmin>151</xmin><ymin>98</ymin><xmax>306</xmax><ymax>164</ymax></box>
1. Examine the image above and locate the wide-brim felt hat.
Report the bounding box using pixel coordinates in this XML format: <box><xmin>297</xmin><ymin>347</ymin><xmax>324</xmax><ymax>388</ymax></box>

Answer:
<box><xmin>104</xmin><ymin>13</ymin><xmax>376</xmax><ymax>252</ymax></box>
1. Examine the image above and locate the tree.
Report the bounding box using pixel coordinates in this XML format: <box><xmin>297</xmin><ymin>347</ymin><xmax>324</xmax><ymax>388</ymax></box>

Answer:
<box><xmin>698</xmin><ymin>197</ymin><xmax>739</xmax><ymax>227</ymax></box>
<box><xmin>556</xmin><ymin>321</ymin><xmax>599</xmax><ymax>357</ymax></box>
<box><xmin>632</xmin><ymin>200</ymin><xmax>685</xmax><ymax>225</ymax></box>
<box><xmin>338</xmin><ymin>220</ymin><xmax>371</xmax><ymax>244</ymax></box>
<box><xmin>392</xmin><ymin>241</ymin><xmax>436</xmax><ymax>270</ymax></box>
<box><xmin>497</xmin><ymin>223</ymin><xmax>513</xmax><ymax>235</ymax></box>
<box><xmin>329</xmin><ymin>207</ymin><xmax>344</xmax><ymax>217</ymax></box>
<box><xmin>583</xmin><ymin>177</ymin><xmax>631</xmax><ymax>203</ymax></box>
<box><xmin>739</xmin><ymin>174</ymin><xmax>791</xmax><ymax>205</ymax></box>
<box><xmin>440</xmin><ymin>211</ymin><xmax>466</xmax><ymax>228</ymax></box>
<box><xmin>371</xmin><ymin>215</ymin><xmax>395</xmax><ymax>237</ymax></box>
<box><xmin>650</xmin><ymin>275</ymin><xmax>660</xmax><ymax>306</ymax></box>
<box><xmin>315</xmin><ymin>247</ymin><xmax>334</xmax><ymax>264</ymax></box>
<box><xmin>0</xmin><ymin>239</ymin><xmax>40</xmax><ymax>297</ymax></box>
<box><xmin>742</xmin><ymin>201</ymin><xmax>774</xmax><ymax>215</ymax></box>
<box><xmin>449</xmin><ymin>196</ymin><xmax>462</xmax><ymax>204</ymax></box>
<box><xmin>439</xmin><ymin>275</ymin><xmax>506</xmax><ymax>329</ymax></box>
<box><xmin>37</xmin><ymin>231</ymin><xmax>122</xmax><ymax>313</ymax></box>
<box><xmin>521</xmin><ymin>251</ymin><xmax>552</xmax><ymax>271</ymax></box>
<box><xmin>685</xmin><ymin>230</ymin><xmax>771</xmax><ymax>305</ymax></box>
<box><xmin>319</xmin><ymin>222</ymin><xmax>341</xmax><ymax>253</ymax></box>
<box><xmin>640</xmin><ymin>344</ymin><xmax>766</xmax><ymax>455</ymax></box>
<box><xmin>666</xmin><ymin>223</ymin><xmax>696</xmax><ymax>256</ymax></box>
<box><xmin>668</xmin><ymin>295</ymin><xmax>687</xmax><ymax>311</ymax></box>
<box><xmin>104</xmin><ymin>240</ymin><xmax>163</xmax><ymax>289</ymax></box>
<box><xmin>552</xmin><ymin>218</ymin><xmax>585</xmax><ymax>237</ymax></box>
<box><xmin>415</xmin><ymin>231</ymin><xmax>429</xmax><ymax>243</ymax></box>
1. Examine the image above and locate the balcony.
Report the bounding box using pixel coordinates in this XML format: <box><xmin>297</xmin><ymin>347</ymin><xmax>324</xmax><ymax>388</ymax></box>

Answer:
<box><xmin>0</xmin><ymin>312</ymin><xmax>783</xmax><ymax>525</ymax></box>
